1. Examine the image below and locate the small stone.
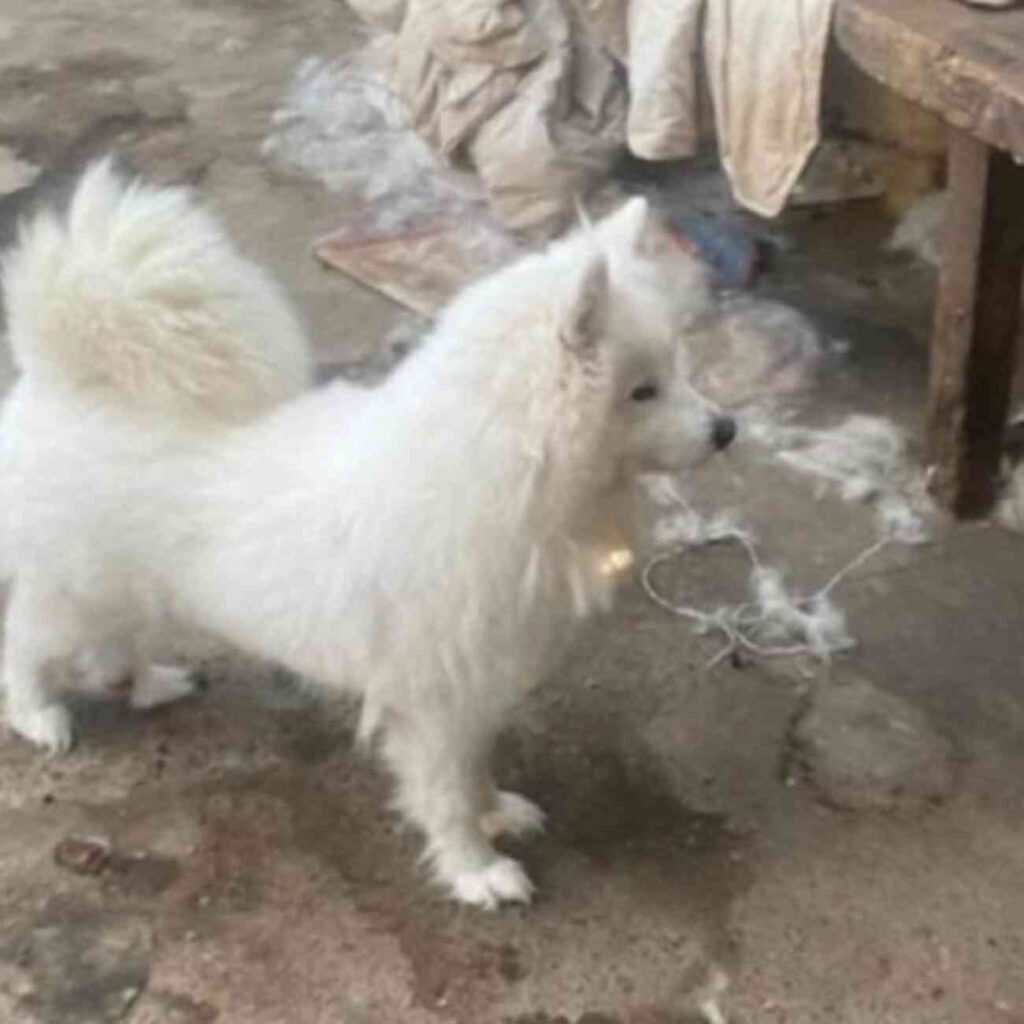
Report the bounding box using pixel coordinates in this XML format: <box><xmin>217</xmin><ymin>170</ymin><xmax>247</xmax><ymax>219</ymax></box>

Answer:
<box><xmin>100</xmin><ymin>983</ymin><xmax>145</xmax><ymax>1021</ymax></box>
<box><xmin>0</xmin><ymin>962</ymin><xmax>36</xmax><ymax>998</ymax></box>
<box><xmin>791</xmin><ymin>675</ymin><xmax>955</xmax><ymax>812</ymax></box>
<box><xmin>53</xmin><ymin>834</ymin><xmax>113</xmax><ymax>876</ymax></box>
<box><xmin>112</xmin><ymin>986</ymin><xmax>141</xmax><ymax>1015</ymax></box>
<box><xmin>0</xmin><ymin>145</ymin><xmax>37</xmax><ymax>194</ymax></box>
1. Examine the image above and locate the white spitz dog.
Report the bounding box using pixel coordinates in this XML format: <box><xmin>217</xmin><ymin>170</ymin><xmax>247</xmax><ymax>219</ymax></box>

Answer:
<box><xmin>0</xmin><ymin>160</ymin><xmax>734</xmax><ymax>906</ymax></box>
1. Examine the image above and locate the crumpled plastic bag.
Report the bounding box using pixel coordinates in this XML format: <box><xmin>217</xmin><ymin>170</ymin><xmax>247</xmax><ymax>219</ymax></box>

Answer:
<box><xmin>349</xmin><ymin>0</ymin><xmax>625</xmax><ymax>237</ymax></box>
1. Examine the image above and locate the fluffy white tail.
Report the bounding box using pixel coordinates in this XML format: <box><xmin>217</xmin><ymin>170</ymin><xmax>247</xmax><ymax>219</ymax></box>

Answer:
<box><xmin>2</xmin><ymin>158</ymin><xmax>312</xmax><ymax>422</ymax></box>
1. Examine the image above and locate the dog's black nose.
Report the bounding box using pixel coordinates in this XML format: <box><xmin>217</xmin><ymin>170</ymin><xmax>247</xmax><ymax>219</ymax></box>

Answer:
<box><xmin>711</xmin><ymin>416</ymin><xmax>736</xmax><ymax>451</ymax></box>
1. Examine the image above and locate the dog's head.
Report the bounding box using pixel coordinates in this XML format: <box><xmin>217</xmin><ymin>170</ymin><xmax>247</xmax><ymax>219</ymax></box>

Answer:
<box><xmin>555</xmin><ymin>197</ymin><xmax>735</xmax><ymax>478</ymax></box>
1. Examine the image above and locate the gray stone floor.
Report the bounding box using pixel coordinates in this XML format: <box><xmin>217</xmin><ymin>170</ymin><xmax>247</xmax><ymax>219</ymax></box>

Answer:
<box><xmin>1</xmin><ymin>2</ymin><xmax>1023</xmax><ymax>1022</ymax></box>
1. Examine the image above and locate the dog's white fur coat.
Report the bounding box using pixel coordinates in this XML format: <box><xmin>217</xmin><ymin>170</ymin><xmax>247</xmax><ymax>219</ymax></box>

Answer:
<box><xmin>1</xmin><ymin>160</ymin><xmax>723</xmax><ymax>906</ymax></box>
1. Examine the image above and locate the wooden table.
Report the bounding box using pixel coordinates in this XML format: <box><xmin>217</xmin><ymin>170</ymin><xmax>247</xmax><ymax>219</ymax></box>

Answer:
<box><xmin>836</xmin><ymin>0</ymin><xmax>1024</xmax><ymax>517</ymax></box>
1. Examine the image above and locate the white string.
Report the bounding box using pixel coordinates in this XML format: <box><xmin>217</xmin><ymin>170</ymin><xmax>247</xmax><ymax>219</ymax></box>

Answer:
<box><xmin>641</xmin><ymin>489</ymin><xmax>887</xmax><ymax>670</ymax></box>
<box><xmin>815</xmin><ymin>535</ymin><xmax>890</xmax><ymax>600</ymax></box>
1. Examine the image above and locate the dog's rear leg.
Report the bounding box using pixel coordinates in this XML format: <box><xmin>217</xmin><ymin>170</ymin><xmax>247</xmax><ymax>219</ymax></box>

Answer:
<box><xmin>380</xmin><ymin>714</ymin><xmax>534</xmax><ymax>908</ymax></box>
<box><xmin>481</xmin><ymin>788</ymin><xmax>546</xmax><ymax>840</ymax></box>
<box><xmin>130</xmin><ymin>664</ymin><xmax>199</xmax><ymax>710</ymax></box>
<box><xmin>78</xmin><ymin>638</ymin><xmax>199</xmax><ymax>710</ymax></box>
<box><xmin>2</xmin><ymin>581</ymin><xmax>84</xmax><ymax>754</ymax></box>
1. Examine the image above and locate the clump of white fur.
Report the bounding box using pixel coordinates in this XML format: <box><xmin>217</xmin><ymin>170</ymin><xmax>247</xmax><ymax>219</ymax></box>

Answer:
<box><xmin>752</xmin><ymin>414</ymin><xmax>932</xmax><ymax>543</ymax></box>
<box><xmin>263</xmin><ymin>41</ymin><xmax>481</xmax><ymax>234</ymax></box>
<box><xmin>2</xmin><ymin>159</ymin><xmax>312</xmax><ymax>423</ymax></box>
<box><xmin>0</xmin><ymin>164</ymin><xmax>720</xmax><ymax>909</ymax></box>
<box><xmin>887</xmin><ymin>190</ymin><xmax>947</xmax><ymax>267</ymax></box>
<box><xmin>997</xmin><ymin>463</ymin><xmax>1024</xmax><ymax>533</ymax></box>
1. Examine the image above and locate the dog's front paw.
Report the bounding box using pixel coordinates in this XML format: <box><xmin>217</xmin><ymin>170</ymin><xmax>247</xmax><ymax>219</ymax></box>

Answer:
<box><xmin>130</xmin><ymin>666</ymin><xmax>199</xmax><ymax>710</ymax></box>
<box><xmin>8</xmin><ymin>704</ymin><xmax>74</xmax><ymax>755</ymax></box>
<box><xmin>481</xmin><ymin>791</ymin><xmax>546</xmax><ymax>840</ymax></box>
<box><xmin>448</xmin><ymin>856</ymin><xmax>534</xmax><ymax>909</ymax></box>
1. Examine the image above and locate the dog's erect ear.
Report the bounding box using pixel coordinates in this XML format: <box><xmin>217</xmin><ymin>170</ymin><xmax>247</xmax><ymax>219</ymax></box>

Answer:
<box><xmin>602</xmin><ymin>196</ymin><xmax>651</xmax><ymax>255</ymax></box>
<box><xmin>560</xmin><ymin>250</ymin><xmax>608</xmax><ymax>358</ymax></box>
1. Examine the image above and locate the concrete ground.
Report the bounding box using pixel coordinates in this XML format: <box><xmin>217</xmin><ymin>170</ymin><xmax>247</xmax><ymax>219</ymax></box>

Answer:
<box><xmin>1</xmin><ymin>2</ymin><xmax>1023</xmax><ymax>1023</ymax></box>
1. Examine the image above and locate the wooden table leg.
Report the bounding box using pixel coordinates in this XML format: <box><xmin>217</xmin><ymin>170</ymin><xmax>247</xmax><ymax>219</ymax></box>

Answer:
<box><xmin>927</xmin><ymin>128</ymin><xmax>1024</xmax><ymax>518</ymax></box>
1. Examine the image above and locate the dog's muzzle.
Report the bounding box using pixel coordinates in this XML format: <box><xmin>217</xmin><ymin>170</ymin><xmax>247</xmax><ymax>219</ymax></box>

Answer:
<box><xmin>710</xmin><ymin>416</ymin><xmax>737</xmax><ymax>451</ymax></box>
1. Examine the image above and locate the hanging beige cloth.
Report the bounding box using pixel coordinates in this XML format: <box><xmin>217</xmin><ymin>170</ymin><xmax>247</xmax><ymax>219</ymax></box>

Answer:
<box><xmin>583</xmin><ymin>0</ymin><xmax>836</xmax><ymax>215</ymax></box>
<box><xmin>704</xmin><ymin>0</ymin><xmax>836</xmax><ymax>217</ymax></box>
<box><xmin>346</xmin><ymin>0</ymin><xmax>837</xmax><ymax>230</ymax></box>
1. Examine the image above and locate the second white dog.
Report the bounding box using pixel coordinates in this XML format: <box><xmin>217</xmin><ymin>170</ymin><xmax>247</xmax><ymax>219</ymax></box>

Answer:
<box><xmin>0</xmin><ymin>160</ymin><xmax>734</xmax><ymax>906</ymax></box>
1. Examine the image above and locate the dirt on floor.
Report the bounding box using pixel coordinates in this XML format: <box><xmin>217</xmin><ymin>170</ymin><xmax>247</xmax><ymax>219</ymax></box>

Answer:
<box><xmin>0</xmin><ymin>3</ymin><xmax>1023</xmax><ymax>1024</ymax></box>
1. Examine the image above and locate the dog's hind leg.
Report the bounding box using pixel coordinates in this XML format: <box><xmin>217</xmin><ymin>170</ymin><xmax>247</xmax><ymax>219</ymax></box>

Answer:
<box><xmin>77</xmin><ymin>637</ymin><xmax>199</xmax><ymax>710</ymax></box>
<box><xmin>480</xmin><ymin>789</ymin><xmax>546</xmax><ymax>841</ymax></box>
<box><xmin>129</xmin><ymin>664</ymin><xmax>199</xmax><ymax>710</ymax></box>
<box><xmin>379</xmin><ymin>712</ymin><xmax>534</xmax><ymax>909</ymax></box>
<box><xmin>2</xmin><ymin>579</ymin><xmax>87</xmax><ymax>753</ymax></box>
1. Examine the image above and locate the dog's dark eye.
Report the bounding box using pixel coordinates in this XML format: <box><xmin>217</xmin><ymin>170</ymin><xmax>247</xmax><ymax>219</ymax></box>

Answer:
<box><xmin>631</xmin><ymin>383</ymin><xmax>659</xmax><ymax>402</ymax></box>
